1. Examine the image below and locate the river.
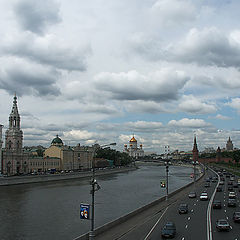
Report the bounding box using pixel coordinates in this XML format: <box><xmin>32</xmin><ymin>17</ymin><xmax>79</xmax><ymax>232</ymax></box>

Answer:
<box><xmin>0</xmin><ymin>165</ymin><xmax>193</xmax><ymax>240</ymax></box>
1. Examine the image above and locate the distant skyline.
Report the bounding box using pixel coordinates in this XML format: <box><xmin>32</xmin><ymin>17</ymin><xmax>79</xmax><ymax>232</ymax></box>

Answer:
<box><xmin>1</xmin><ymin>0</ymin><xmax>240</xmax><ymax>153</ymax></box>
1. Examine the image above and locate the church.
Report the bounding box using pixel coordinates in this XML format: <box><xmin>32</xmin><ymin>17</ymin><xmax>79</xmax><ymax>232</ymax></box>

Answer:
<box><xmin>124</xmin><ymin>136</ymin><xmax>144</xmax><ymax>159</ymax></box>
<box><xmin>0</xmin><ymin>94</ymin><xmax>94</xmax><ymax>175</ymax></box>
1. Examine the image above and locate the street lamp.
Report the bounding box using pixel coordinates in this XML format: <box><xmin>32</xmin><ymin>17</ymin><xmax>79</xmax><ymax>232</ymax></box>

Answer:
<box><xmin>89</xmin><ymin>142</ymin><xmax>116</xmax><ymax>240</ymax></box>
<box><xmin>164</xmin><ymin>145</ymin><xmax>170</xmax><ymax>201</ymax></box>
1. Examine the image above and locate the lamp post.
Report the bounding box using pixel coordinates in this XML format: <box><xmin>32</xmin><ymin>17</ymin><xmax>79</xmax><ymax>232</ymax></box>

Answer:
<box><xmin>164</xmin><ymin>145</ymin><xmax>170</xmax><ymax>201</ymax></box>
<box><xmin>89</xmin><ymin>142</ymin><xmax>116</xmax><ymax>240</ymax></box>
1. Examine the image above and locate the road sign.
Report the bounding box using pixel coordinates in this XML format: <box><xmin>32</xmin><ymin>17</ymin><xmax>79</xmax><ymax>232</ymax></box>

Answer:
<box><xmin>80</xmin><ymin>203</ymin><xmax>90</xmax><ymax>220</ymax></box>
<box><xmin>161</xmin><ymin>181</ymin><xmax>166</xmax><ymax>188</ymax></box>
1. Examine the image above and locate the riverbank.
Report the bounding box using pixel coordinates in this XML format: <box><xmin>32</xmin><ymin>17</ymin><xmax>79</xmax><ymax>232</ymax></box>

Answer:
<box><xmin>0</xmin><ymin>166</ymin><xmax>137</xmax><ymax>186</ymax></box>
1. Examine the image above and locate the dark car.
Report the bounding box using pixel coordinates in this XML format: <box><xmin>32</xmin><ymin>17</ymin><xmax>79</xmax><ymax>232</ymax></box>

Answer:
<box><xmin>228</xmin><ymin>181</ymin><xmax>233</xmax><ymax>185</ymax></box>
<box><xmin>213</xmin><ymin>200</ymin><xmax>222</xmax><ymax>209</ymax></box>
<box><xmin>216</xmin><ymin>219</ymin><xmax>230</xmax><ymax>231</ymax></box>
<box><xmin>216</xmin><ymin>186</ymin><xmax>222</xmax><ymax>192</ymax></box>
<box><xmin>228</xmin><ymin>199</ymin><xmax>236</xmax><ymax>207</ymax></box>
<box><xmin>178</xmin><ymin>203</ymin><xmax>188</xmax><ymax>214</ymax></box>
<box><xmin>161</xmin><ymin>222</ymin><xmax>176</xmax><ymax>238</ymax></box>
<box><xmin>228</xmin><ymin>186</ymin><xmax>233</xmax><ymax>191</ymax></box>
<box><xmin>233</xmin><ymin>212</ymin><xmax>240</xmax><ymax>222</ymax></box>
<box><xmin>188</xmin><ymin>192</ymin><xmax>197</xmax><ymax>198</ymax></box>
<box><xmin>233</xmin><ymin>183</ymin><xmax>238</xmax><ymax>188</ymax></box>
<box><xmin>205</xmin><ymin>182</ymin><xmax>210</xmax><ymax>187</ymax></box>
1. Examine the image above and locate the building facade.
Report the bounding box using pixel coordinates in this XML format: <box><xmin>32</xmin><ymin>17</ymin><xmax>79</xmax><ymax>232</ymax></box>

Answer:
<box><xmin>124</xmin><ymin>136</ymin><xmax>144</xmax><ymax>159</ymax></box>
<box><xmin>44</xmin><ymin>135</ymin><xmax>94</xmax><ymax>171</ymax></box>
<box><xmin>2</xmin><ymin>94</ymin><xmax>29</xmax><ymax>175</ymax></box>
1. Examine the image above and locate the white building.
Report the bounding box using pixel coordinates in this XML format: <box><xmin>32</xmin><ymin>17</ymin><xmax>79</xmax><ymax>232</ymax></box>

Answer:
<box><xmin>124</xmin><ymin>136</ymin><xmax>144</xmax><ymax>159</ymax></box>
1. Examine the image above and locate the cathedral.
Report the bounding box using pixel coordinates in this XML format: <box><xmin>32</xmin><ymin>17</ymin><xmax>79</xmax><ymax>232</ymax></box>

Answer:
<box><xmin>124</xmin><ymin>136</ymin><xmax>144</xmax><ymax>159</ymax></box>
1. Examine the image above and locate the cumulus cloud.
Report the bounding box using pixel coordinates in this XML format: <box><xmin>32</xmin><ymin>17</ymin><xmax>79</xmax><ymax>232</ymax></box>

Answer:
<box><xmin>210</xmin><ymin>114</ymin><xmax>231</xmax><ymax>120</ymax></box>
<box><xmin>0</xmin><ymin>58</ymin><xmax>61</xmax><ymax>96</ymax></box>
<box><xmin>63</xmin><ymin>130</ymin><xmax>96</xmax><ymax>141</ymax></box>
<box><xmin>178</xmin><ymin>95</ymin><xmax>217</xmax><ymax>114</ymax></box>
<box><xmin>14</xmin><ymin>0</ymin><xmax>61</xmax><ymax>35</ymax></box>
<box><xmin>94</xmin><ymin>69</ymin><xmax>189</xmax><ymax>102</ymax></box>
<box><xmin>1</xmin><ymin>33</ymin><xmax>90</xmax><ymax>71</ymax></box>
<box><xmin>126</xmin><ymin>121</ymin><xmax>163</xmax><ymax>132</ymax></box>
<box><xmin>168</xmin><ymin>118</ymin><xmax>211</xmax><ymax>128</ymax></box>
<box><xmin>168</xmin><ymin>27</ymin><xmax>240</xmax><ymax>68</ymax></box>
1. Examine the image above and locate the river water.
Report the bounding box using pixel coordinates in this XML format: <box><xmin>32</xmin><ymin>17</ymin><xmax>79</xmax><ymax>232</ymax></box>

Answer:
<box><xmin>0</xmin><ymin>165</ymin><xmax>193</xmax><ymax>240</ymax></box>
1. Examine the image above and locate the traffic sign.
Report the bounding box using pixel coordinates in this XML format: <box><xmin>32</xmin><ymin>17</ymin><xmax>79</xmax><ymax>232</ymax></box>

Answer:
<box><xmin>80</xmin><ymin>203</ymin><xmax>90</xmax><ymax>220</ymax></box>
<box><xmin>160</xmin><ymin>180</ymin><xmax>166</xmax><ymax>188</ymax></box>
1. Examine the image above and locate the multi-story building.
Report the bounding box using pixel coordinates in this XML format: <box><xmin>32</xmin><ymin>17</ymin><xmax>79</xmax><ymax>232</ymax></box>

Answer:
<box><xmin>124</xmin><ymin>136</ymin><xmax>144</xmax><ymax>159</ymax></box>
<box><xmin>44</xmin><ymin>135</ymin><xmax>94</xmax><ymax>171</ymax></box>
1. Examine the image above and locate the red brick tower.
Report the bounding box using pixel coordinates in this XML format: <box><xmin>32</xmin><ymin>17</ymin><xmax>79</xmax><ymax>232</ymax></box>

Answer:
<box><xmin>192</xmin><ymin>135</ymin><xmax>199</xmax><ymax>163</ymax></box>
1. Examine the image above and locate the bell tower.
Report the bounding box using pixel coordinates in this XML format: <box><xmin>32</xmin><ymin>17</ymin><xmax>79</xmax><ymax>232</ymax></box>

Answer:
<box><xmin>5</xmin><ymin>93</ymin><xmax>23</xmax><ymax>152</ymax></box>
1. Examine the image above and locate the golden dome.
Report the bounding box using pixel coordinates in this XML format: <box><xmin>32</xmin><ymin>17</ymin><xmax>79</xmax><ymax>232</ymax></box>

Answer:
<box><xmin>130</xmin><ymin>136</ymin><xmax>137</xmax><ymax>142</ymax></box>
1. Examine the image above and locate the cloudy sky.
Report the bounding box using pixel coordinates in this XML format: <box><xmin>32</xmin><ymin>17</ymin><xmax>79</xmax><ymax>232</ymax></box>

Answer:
<box><xmin>1</xmin><ymin>0</ymin><xmax>240</xmax><ymax>153</ymax></box>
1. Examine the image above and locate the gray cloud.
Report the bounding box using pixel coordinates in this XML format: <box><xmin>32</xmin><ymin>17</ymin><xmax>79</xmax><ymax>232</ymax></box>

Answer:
<box><xmin>14</xmin><ymin>0</ymin><xmax>61</xmax><ymax>35</ymax></box>
<box><xmin>1</xmin><ymin>34</ymin><xmax>90</xmax><ymax>71</ymax></box>
<box><xmin>0</xmin><ymin>60</ymin><xmax>61</xmax><ymax>97</ymax></box>
<box><xmin>94</xmin><ymin>69</ymin><xmax>189</xmax><ymax>102</ymax></box>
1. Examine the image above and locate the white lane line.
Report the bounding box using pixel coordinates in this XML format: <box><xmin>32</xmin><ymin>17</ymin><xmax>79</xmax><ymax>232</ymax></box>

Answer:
<box><xmin>191</xmin><ymin>209</ymin><xmax>194</xmax><ymax>212</ymax></box>
<box><xmin>224</xmin><ymin>209</ymin><xmax>227</xmax><ymax>212</ymax></box>
<box><xmin>226</xmin><ymin>216</ymin><xmax>228</xmax><ymax>220</ymax></box>
<box><xmin>188</xmin><ymin>217</ymin><xmax>191</xmax><ymax>220</ymax></box>
<box><xmin>194</xmin><ymin>203</ymin><xmax>196</xmax><ymax>206</ymax></box>
<box><xmin>181</xmin><ymin>237</ymin><xmax>185</xmax><ymax>240</ymax></box>
<box><xmin>143</xmin><ymin>206</ymin><xmax>169</xmax><ymax>240</ymax></box>
<box><xmin>185</xmin><ymin>225</ymin><xmax>188</xmax><ymax>229</ymax></box>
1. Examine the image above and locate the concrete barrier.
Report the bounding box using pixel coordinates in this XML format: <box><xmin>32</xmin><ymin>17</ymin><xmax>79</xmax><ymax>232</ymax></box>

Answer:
<box><xmin>0</xmin><ymin>167</ymin><xmax>137</xmax><ymax>186</ymax></box>
<box><xmin>74</xmin><ymin>168</ymin><xmax>204</xmax><ymax>240</ymax></box>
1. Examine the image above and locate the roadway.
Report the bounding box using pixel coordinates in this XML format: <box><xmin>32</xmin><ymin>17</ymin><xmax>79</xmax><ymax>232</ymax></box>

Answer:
<box><xmin>110</xmin><ymin>168</ymin><xmax>240</xmax><ymax>240</ymax></box>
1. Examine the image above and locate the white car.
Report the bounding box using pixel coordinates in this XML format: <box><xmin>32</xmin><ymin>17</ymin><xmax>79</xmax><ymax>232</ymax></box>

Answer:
<box><xmin>200</xmin><ymin>192</ymin><xmax>208</xmax><ymax>201</ymax></box>
<box><xmin>229</xmin><ymin>192</ymin><xmax>236</xmax><ymax>199</ymax></box>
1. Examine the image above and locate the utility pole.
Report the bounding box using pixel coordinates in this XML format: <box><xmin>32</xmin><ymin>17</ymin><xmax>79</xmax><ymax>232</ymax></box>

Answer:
<box><xmin>89</xmin><ymin>142</ymin><xmax>116</xmax><ymax>240</ymax></box>
<box><xmin>164</xmin><ymin>145</ymin><xmax>170</xmax><ymax>201</ymax></box>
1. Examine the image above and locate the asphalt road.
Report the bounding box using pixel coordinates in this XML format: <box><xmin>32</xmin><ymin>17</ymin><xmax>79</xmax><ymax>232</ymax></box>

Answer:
<box><xmin>117</xmin><ymin>168</ymin><xmax>240</xmax><ymax>240</ymax></box>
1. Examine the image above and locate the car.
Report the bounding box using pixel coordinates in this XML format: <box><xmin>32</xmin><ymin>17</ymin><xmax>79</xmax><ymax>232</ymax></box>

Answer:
<box><xmin>205</xmin><ymin>182</ymin><xmax>210</xmax><ymax>187</ymax></box>
<box><xmin>216</xmin><ymin>186</ymin><xmax>222</xmax><ymax>192</ymax></box>
<box><xmin>161</xmin><ymin>222</ymin><xmax>176</xmax><ymax>238</ymax></box>
<box><xmin>213</xmin><ymin>200</ymin><xmax>222</xmax><ymax>209</ymax></box>
<box><xmin>233</xmin><ymin>212</ymin><xmax>240</xmax><ymax>222</ymax></box>
<box><xmin>178</xmin><ymin>203</ymin><xmax>188</xmax><ymax>214</ymax></box>
<box><xmin>229</xmin><ymin>192</ymin><xmax>236</xmax><ymax>199</ymax></box>
<box><xmin>188</xmin><ymin>192</ymin><xmax>197</xmax><ymax>198</ymax></box>
<box><xmin>219</xmin><ymin>181</ymin><xmax>224</xmax><ymax>185</ymax></box>
<box><xmin>200</xmin><ymin>192</ymin><xmax>208</xmax><ymax>201</ymax></box>
<box><xmin>228</xmin><ymin>181</ymin><xmax>233</xmax><ymax>185</ymax></box>
<box><xmin>233</xmin><ymin>183</ymin><xmax>238</xmax><ymax>188</ymax></box>
<box><xmin>216</xmin><ymin>219</ymin><xmax>230</xmax><ymax>231</ymax></box>
<box><xmin>228</xmin><ymin>199</ymin><xmax>236</xmax><ymax>207</ymax></box>
<box><xmin>228</xmin><ymin>186</ymin><xmax>233</xmax><ymax>191</ymax></box>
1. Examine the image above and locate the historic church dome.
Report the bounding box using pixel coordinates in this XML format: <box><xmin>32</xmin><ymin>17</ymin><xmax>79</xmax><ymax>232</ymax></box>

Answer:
<box><xmin>130</xmin><ymin>136</ymin><xmax>137</xmax><ymax>142</ymax></box>
<box><xmin>51</xmin><ymin>135</ymin><xmax>63</xmax><ymax>146</ymax></box>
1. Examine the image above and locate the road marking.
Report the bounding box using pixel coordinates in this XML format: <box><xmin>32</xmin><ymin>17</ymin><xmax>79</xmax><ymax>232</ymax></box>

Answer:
<box><xmin>194</xmin><ymin>203</ymin><xmax>196</xmax><ymax>206</ymax></box>
<box><xmin>224</xmin><ymin>210</ymin><xmax>227</xmax><ymax>212</ymax></box>
<box><xmin>226</xmin><ymin>216</ymin><xmax>228</xmax><ymax>220</ymax></box>
<box><xmin>185</xmin><ymin>225</ymin><xmax>188</xmax><ymax>229</ymax></box>
<box><xmin>143</xmin><ymin>206</ymin><xmax>169</xmax><ymax>240</ymax></box>
<box><xmin>191</xmin><ymin>209</ymin><xmax>194</xmax><ymax>212</ymax></box>
<box><xmin>188</xmin><ymin>217</ymin><xmax>191</xmax><ymax>220</ymax></box>
<box><xmin>181</xmin><ymin>238</ymin><xmax>185</xmax><ymax>240</ymax></box>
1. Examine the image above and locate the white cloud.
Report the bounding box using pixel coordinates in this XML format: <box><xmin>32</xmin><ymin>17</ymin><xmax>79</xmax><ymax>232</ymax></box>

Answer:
<box><xmin>226</xmin><ymin>98</ymin><xmax>240</xmax><ymax>113</ymax></box>
<box><xmin>178</xmin><ymin>95</ymin><xmax>217</xmax><ymax>114</ymax></box>
<box><xmin>168</xmin><ymin>118</ymin><xmax>211</xmax><ymax>128</ymax></box>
